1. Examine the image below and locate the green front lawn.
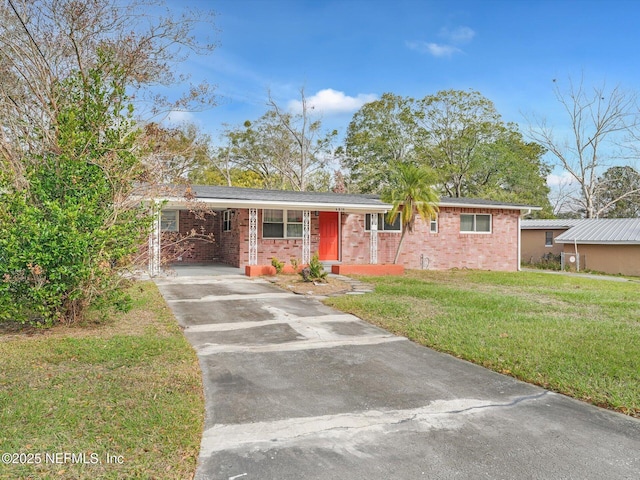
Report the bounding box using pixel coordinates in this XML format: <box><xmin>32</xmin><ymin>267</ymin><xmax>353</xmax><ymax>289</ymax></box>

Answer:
<box><xmin>325</xmin><ymin>270</ymin><xmax>640</xmax><ymax>417</ymax></box>
<box><xmin>0</xmin><ymin>282</ymin><xmax>204</xmax><ymax>479</ymax></box>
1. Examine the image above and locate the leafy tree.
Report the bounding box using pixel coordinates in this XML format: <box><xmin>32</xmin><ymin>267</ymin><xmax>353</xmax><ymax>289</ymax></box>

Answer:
<box><xmin>212</xmin><ymin>90</ymin><xmax>338</xmax><ymax>191</ymax></box>
<box><xmin>344</xmin><ymin>90</ymin><xmax>551</xmax><ymax>211</ymax></box>
<box><xmin>343</xmin><ymin>93</ymin><xmax>420</xmax><ymax>193</ymax></box>
<box><xmin>473</xmin><ymin>129</ymin><xmax>553</xmax><ymax>217</ymax></box>
<box><xmin>142</xmin><ymin>122</ymin><xmax>211</xmax><ymax>183</ymax></box>
<box><xmin>221</xmin><ymin>116</ymin><xmax>291</xmax><ymax>190</ymax></box>
<box><xmin>417</xmin><ymin>89</ymin><xmax>505</xmax><ymax>197</ymax></box>
<box><xmin>526</xmin><ymin>76</ymin><xmax>640</xmax><ymax>218</ymax></box>
<box><xmin>190</xmin><ymin>164</ymin><xmax>266</xmax><ymax>188</ymax></box>
<box><xmin>0</xmin><ymin>60</ymin><xmax>151</xmax><ymax>325</ymax></box>
<box><xmin>0</xmin><ymin>0</ymin><xmax>216</xmax><ymax>189</ymax></box>
<box><xmin>416</xmin><ymin>90</ymin><xmax>551</xmax><ymax>209</ymax></box>
<box><xmin>0</xmin><ymin>0</ymin><xmax>218</xmax><ymax>325</ymax></box>
<box><xmin>595</xmin><ymin>166</ymin><xmax>640</xmax><ymax>217</ymax></box>
<box><xmin>381</xmin><ymin>163</ymin><xmax>439</xmax><ymax>264</ymax></box>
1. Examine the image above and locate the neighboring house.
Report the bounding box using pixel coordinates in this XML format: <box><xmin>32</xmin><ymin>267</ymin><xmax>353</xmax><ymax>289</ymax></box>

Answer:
<box><xmin>521</xmin><ymin>219</ymin><xmax>583</xmax><ymax>262</ymax></box>
<box><xmin>149</xmin><ymin>185</ymin><xmax>538</xmax><ymax>275</ymax></box>
<box><xmin>554</xmin><ymin>218</ymin><xmax>640</xmax><ymax>276</ymax></box>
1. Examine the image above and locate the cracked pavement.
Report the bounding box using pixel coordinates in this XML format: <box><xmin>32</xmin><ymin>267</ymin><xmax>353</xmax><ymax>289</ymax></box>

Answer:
<box><xmin>155</xmin><ymin>270</ymin><xmax>640</xmax><ymax>480</ymax></box>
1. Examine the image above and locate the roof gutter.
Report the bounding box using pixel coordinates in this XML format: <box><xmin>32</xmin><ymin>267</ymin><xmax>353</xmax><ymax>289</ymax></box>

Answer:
<box><xmin>437</xmin><ymin>201</ymin><xmax>541</xmax><ymax>211</ymax></box>
<box><xmin>160</xmin><ymin>197</ymin><xmax>391</xmax><ymax>213</ymax></box>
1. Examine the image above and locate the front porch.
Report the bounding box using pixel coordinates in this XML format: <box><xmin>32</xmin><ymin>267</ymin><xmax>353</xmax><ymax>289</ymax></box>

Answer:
<box><xmin>147</xmin><ymin>186</ymin><xmax>394</xmax><ymax>277</ymax></box>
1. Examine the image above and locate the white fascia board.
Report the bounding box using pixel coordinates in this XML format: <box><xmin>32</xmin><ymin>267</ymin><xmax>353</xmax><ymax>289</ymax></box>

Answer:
<box><xmin>160</xmin><ymin>197</ymin><xmax>390</xmax><ymax>213</ymax></box>
<box><xmin>438</xmin><ymin>201</ymin><xmax>542</xmax><ymax>211</ymax></box>
<box><xmin>521</xmin><ymin>226</ymin><xmax>571</xmax><ymax>230</ymax></box>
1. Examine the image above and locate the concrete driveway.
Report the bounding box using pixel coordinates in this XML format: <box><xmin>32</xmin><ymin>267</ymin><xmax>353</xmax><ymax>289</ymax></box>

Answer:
<box><xmin>155</xmin><ymin>271</ymin><xmax>640</xmax><ymax>480</ymax></box>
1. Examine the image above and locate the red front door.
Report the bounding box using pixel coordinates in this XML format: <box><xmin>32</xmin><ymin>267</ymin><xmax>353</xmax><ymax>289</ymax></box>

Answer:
<box><xmin>318</xmin><ymin>212</ymin><xmax>339</xmax><ymax>261</ymax></box>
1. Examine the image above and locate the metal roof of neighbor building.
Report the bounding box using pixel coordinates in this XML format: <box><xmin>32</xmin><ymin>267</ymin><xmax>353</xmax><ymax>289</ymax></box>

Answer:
<box><xmin>555</xmin><ymin>218</ymin><xmax>640</xmax><ymax>244</ymax></box>
<box><xmin>521</xmin><ymin>219</ymin><xmax>584</xmax><ymax>229</ymax></box>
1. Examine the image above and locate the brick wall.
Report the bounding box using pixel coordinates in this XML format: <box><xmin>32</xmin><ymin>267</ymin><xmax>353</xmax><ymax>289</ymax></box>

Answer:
<box><xmin>238</xmin><ymin>210</ymin><xmax>320</xmax><ymax>266</ymax></box>
<box><xmin>163</xmin><ymin>206</ymin><xmax>521</xmax><ymax>272</ymax></box>
<box><xmin>340</xmin><ymin>213</ymin><xmax>372</xmax><ymax>264</ymax></box>
<box><xmin>163</xmin><ymin>210</ymin><xmax>217</xmax><ymax>263</ymax></box>
<box><xmin>341</xmin><ymin>207</ymin><xmax>520</xmax><ymax>271</ymax></box>
<box><xmin>216</xmin><ymin>209</ymin><xmax>241</xmax><ymax>266</ymax></box>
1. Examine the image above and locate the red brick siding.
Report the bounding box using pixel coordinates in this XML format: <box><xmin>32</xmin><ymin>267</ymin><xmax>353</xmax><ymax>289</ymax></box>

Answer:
<box><xmin>341</xmin><ymin>213</ymin><xmax>370</xmax><ymax>263</ymax></box>
<box><xmin>340</xmin><ymin>207</ymin><xmax>520</xmax><ymax>271</ymax></box>
<box><xmin>171</xmin><ymin>210</ymin><xmax>217</xmax><ymax>263</ymax></box>
<box><xmin>164</xmin><ymin>206</ymin><xmax>520</xmax><ymax>272</ymax></box>
<box><xmin>238</xmin><ymin>210</ymin><xmax>320</xmax><ymax>266</ymax></box>
<box><xmin>216</xmin><ymin>209</ymin><xmax>241</xmax><ymax>267</ymax></box>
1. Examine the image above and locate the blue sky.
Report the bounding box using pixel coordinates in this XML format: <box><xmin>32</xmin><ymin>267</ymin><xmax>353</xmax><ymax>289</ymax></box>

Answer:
<box><xmin>163</xmin><ymin>0</ymin><xmax>640</xmax><ymax>183</ymax></box>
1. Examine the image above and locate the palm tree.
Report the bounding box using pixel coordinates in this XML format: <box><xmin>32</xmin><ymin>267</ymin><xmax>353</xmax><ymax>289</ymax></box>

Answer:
<box><xmin>381</xmin><ymin>163</ymin><xmax>439</xmax><ymax>264</ymax></box>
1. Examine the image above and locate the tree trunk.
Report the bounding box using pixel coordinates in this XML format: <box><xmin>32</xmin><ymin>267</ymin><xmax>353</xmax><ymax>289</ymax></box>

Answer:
<box><xmin>393</xmin><ymin>226</ymin><xmax>408</xmax><ymax>264</ymax></box>
<box><xmin>584</xmin><ymin>185</ymin><xmax>595</xmax><ymax>218</ymax></box>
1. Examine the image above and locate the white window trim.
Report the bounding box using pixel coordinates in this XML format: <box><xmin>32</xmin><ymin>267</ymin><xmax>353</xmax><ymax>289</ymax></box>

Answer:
<box><xmin>262</xmin><ymin>209</ymin><xmax>304</xmax><ymax>239</ymax></box>
<box><xmin>460</xmin><ymin>213</ymin><xmax>492</xmax><ymax>234</ymax></box>
<box><xmin>365</xmin><ymin>213</ymin><xmax>402</xmax><ymax>233</ymax></box>
<box><xmin>161</xmin><ymin>210</ymin><xmax>179</xmax><ymax>232</ymax></box>
<box><xmin>430</xmin><ymin>214</ymin><xmax>438</xmax><ymax>234</ymax></box>
<box><xmin>223</xmin><ymin>210</ymin><xmax>232</xmax><ymax>232</ymax></box>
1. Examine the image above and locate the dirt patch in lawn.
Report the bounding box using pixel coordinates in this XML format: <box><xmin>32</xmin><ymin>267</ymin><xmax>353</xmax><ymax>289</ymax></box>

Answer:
<box><xmin>0</xmin><ymin>282</ymin><xmax>175</xmax><ymax>342</ymax></box>
<box><xmin>268</xmin><ymin>274</ymin><xmax>352</xmax><ymax>296</ymax></box>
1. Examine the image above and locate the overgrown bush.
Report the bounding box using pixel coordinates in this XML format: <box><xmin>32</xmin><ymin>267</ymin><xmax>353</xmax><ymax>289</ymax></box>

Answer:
<box><xmin>271</xmin><ymin>257</ymin><xmax>284</xmax><ymax>274</ymax></box>
<box><xmin>290</xmin><ymin>257</ymin><xmax>300</xmax><ymax>272</ymax></box>
<box><xmin>300</xmin><ymin>254</ymin><xmax>328</xmax><ymax>282</ymax></box>
<box><xmin>0</xmin><ymin>59</ymin><xmax>151</xmax><ymax>326</ymax></box>
<box><xmin>524</xmin><ymin>252</ymin><xmax>562</xmax><ymax>271</ymax></box>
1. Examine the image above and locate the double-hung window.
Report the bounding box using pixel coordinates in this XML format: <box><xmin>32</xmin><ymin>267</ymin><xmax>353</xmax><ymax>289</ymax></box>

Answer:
<box><xmin>460</xmin><ymin>214</ymin><xmax>491</xmax><ymax>233</ymax></box>
<box><xmin>365</xmin><ymin>213</ymin><xmax>401</xmax><ymax>232</ymax></box>
<box><xmin>262</xmin><ymin>209</ymin><xmax>303</xmax><ymax>238</ymax></box>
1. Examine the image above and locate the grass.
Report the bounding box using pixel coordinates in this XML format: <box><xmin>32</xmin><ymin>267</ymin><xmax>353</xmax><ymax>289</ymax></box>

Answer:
<box><xmin>0</xmin><ymin>282</ymin><xmax>204</xmax><ymax>479</ymax></box>
<box><xmin>325</xmin><ymin>270</ymin><xmax>640</xmax><ymax>418</ymax></box>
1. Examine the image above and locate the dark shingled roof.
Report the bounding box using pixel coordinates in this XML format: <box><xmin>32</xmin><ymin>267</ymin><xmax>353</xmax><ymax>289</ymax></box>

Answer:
<box><xmin>188</xmin><ymin>185</ymin><xmax>538</xmax><ymax>210</ymax></box>
<box><xmin>438</xmin><ymin>197</ymin><xmax>539</xmax><ymax>209</ymax></box>
<box><xmin>190</xmin><ymin>185</ymin><xmax>384</xmax><ymax>206</ymax></box>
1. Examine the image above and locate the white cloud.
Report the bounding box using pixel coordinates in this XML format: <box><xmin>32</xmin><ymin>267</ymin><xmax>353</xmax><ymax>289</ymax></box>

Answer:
<box><xmin>408</xmin><ymin>25</ymin><xmax>474</xmax><ymax>58</ymax></box>
<box><xmin>165</xmin><ymin>110</ymin><xmax>195</xmax><ymax>124</ymax></box>
<box><xmin>441</xmin><ymin>26</ymin><xmax>476</xmax><ymax>44</ymax></box>
<box><xmin>287</xmin><ymin>89</ymin><xmax>378</xmax><ymax>115</ymax></box>
<box><xmin>547</xmin><ymin>171</ymin><xmax>576</xmax><ymax>187</ymax></box>
<box><xmin>406</xmin><ymin>41</ymin><xmax>461</xmax><ymax>57</ymax></box>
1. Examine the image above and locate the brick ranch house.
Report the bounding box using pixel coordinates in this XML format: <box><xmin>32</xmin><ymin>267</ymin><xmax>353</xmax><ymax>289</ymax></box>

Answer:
<box><xmin>148</xmin><ymin>185</ymin><xmax>538</xmax><ymax>276</ymax></box>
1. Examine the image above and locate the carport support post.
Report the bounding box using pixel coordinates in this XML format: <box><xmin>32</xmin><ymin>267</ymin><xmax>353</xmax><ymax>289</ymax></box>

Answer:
<box><xmin>302</xmin><ymin>210</ymin><xmax>311</xmax><ymax>265</ymax></box>
<box><xmin>249</xmin><ymin>208</ymin><xmax>258</xmax><ymax>265</ymax></box>
<box><xmin>370</xmin><ymin>212</ymin><xmax>378</xmax><ymax>264</ymax></box>
<box><xmin>148</xmin><ymin>202</ymin><xmax>161</xmax><ymax>277</ymax></box>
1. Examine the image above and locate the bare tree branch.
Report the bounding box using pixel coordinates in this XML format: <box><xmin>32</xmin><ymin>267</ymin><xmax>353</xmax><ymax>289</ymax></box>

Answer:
<box><xmin>526</xmin><ymin>75</ymin><xmax>640</xmax><ymax>218</ymax></box>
